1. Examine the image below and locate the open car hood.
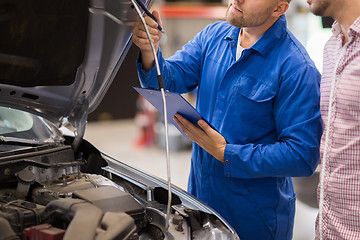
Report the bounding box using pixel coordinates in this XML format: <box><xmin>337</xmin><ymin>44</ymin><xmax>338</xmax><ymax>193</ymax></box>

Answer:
<box><xmin>0</xmin><ymin>0</ymin><xmax>145</xmax><ymax>132</ymax></box>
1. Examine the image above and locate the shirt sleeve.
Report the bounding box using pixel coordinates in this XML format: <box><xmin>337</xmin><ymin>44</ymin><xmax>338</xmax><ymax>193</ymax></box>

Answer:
<box><xmin>223</xmin><ymin>65</ymin><xmax>323</xmax><ymax>178</ymax></box>
<box><xmin>136</xmin><ymin>24</ymin><xmax>215</xmax><ymax>93</ymax></box>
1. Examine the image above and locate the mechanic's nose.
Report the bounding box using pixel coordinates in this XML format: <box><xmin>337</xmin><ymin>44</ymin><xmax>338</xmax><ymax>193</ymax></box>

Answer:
<box><xmin>232</xmin><ymin>0</ymin><xmax>244</xmax><ymax>5</ymax></box>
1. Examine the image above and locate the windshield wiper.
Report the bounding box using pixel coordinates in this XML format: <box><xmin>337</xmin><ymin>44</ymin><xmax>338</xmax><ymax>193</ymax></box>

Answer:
<box><xmin>0</xmin><ymin>136</ymin><xmax>48</xmax><ymax>146</ymax></box>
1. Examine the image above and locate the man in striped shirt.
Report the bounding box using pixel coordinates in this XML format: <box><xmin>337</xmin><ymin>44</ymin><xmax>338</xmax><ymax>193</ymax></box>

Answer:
<box><xmin>307</xmin><ymin>0</ymin><xmax>360</xmax><ymax>239</ymax></box>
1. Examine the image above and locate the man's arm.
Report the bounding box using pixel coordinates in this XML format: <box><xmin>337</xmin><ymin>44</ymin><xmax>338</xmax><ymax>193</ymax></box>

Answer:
<box><xmin>132</xmin><ymin>10</ymin><xmax>163</xmax><ymax>71</ymax></box>
<box><xmin>173</xmin><ymin>65</ymin><xmax>322</xmax><ymax>179</ymax></box>
<box><xmin>136</xmin><ymin>22</ymin><xmax>210</xmax><ymax>92</ymax></box>
<box><xmin>223</xmin><ymin>66</ymin><xmax>323</xmax><ymax>178</ymax></box>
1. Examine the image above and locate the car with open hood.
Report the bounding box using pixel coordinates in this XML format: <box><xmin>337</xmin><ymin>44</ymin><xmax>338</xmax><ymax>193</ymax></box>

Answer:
<box><xmin>0</xmin><ymin>0</ymin><xmax>240</xmax><ymax>239</ymax></box>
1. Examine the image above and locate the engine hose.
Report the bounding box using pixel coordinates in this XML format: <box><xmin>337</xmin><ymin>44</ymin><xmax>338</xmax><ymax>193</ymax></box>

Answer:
<box><xmin>44</xmin><ymin>199</ymin><xmax>103</xmax><ymax>240</ymax></box>
<box><xmin>0</xmin><ymin>217</ymin><xmax>20</xmax><ymax>240</ymax></box>
<box><xmin>43</xmin><ymin>198</ymin><xmax>136</xmax><ymax>240</ymax></box>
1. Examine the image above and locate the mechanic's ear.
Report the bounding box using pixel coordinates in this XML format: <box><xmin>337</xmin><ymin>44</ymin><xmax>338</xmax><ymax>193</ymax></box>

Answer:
<box><xmin>272</xmin><ymin>1</ymin><xmax>289</xmax><ymax>17</ymax></box>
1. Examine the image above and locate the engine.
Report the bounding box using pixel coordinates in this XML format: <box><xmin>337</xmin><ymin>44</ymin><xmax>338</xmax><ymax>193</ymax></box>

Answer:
<box><xmin>0</xmin><ymin>142</ymin><xmax>233</xmax><ymax>240</ymax></box>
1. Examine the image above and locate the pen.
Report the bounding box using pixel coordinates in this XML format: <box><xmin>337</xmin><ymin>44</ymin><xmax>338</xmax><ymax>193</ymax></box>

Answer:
<box><xmin>135</xmin><ymin>0</ymin><xmax>164</xmax><ymax>32</ymax></box>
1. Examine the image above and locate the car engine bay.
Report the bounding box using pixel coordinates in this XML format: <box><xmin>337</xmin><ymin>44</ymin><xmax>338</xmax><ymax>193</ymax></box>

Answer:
<box><xmin>0</xmin><ymin>139</ymin><xmax>235</xmax><ymax>240</ymax></box>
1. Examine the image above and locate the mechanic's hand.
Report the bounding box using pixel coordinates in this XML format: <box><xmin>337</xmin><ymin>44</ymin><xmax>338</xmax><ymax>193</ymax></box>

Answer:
<box><xmin>173</xmin><ymin>114</ymin><xmax>227</xmax><ymax>162</ymax></box>
<box><xmin>132</xmin><ymin>10</ymin><xmax>163</xmax><ymax>71</ymax></box>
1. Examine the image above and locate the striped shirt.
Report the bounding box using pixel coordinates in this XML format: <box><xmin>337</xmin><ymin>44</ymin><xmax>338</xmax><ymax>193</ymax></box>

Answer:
<box><xmin>317</xmin><ymin>17</ymin><xmax>360</xmax><ymax>240</ymax></box>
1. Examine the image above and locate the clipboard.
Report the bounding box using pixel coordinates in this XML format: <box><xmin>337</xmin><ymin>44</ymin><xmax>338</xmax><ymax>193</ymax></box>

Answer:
<box><xmin>133</xmin><ymin>87</ymin><xmax>214</xmax><ymax>139</ymax></box>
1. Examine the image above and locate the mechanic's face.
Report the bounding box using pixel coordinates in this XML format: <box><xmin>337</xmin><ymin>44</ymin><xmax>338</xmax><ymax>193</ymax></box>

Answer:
<box><xmin>225</xmin><ymin>0</ymin><xmax>281</xmax><ymax>28</ymax></box>
<box><xmin>307</xmin><ymin>0</ymin><xmax>332</xmax><ymax>16</ymax></box>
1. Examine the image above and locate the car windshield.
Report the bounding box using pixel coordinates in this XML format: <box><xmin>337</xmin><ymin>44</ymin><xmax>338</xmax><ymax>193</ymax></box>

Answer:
<box><xmin>0</xmin><ymin>107</ymin><xmax>64</xmax><ymax>150</ymax></box>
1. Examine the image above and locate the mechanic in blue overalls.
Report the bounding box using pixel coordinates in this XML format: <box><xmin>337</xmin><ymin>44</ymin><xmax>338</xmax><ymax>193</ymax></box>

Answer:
<box><xmin>132</xmin><ymin>0</ymin><xmax>323</xmax><ymax>239</ymax></box>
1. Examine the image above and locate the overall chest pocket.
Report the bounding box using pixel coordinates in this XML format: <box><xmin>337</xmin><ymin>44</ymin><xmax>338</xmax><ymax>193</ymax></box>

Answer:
<box><xmin>227</xmin><ymin>76</ymin><xmax>278</xmax><ymax>132</ymax></box>
<box><xmin>234</xmin><ymin>75</ymin><xmax>277</xmax><ymax>103</ymax></box>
